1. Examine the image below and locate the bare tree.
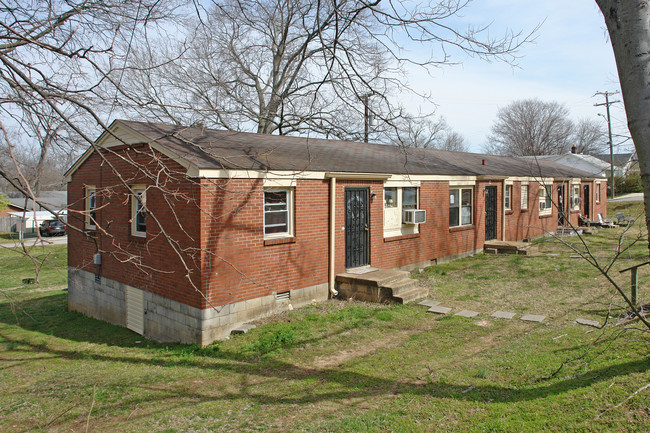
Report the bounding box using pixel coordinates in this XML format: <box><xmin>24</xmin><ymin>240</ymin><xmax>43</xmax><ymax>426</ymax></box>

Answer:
<box><xmin>485</xmin><ymin>99</ymin><xmax>574</xmax><ymax>156</ymax></box>
<box><xmin>120</xmin><ymin>0</ymin><xmax>535</xmax><ymax>141</ymax></box>
<box><xmin>390</xmin><ymin>116</ymin><xmax>468</xmax><ymax>151</ymax></box>
<box><xmin>573</xmin><ymin>118</ymin><xmax>607</xmax><ymax>155</ymax></box>
<box><xmin>595</xmin><ymin>1</ymin><xmax>650</xmax><ymax>247</ymax></box>
<box><xmin>440</xmin><ymin>130</ymin><xmax>468</xmax><ymax>152</ymax></box>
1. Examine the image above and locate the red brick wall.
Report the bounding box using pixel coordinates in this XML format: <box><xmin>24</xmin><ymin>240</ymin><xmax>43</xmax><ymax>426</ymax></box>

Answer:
<box><xmin>70</xmin><ymin>145</ymin><xmax>610</xmax><ymax>310</ymax></box>
<box><xmin>200</xmin><ymin>178</ymin><xmax>330</xmax><ymax>308</ymax></box>
<box><xmin>68</xmin><ymin>145</ymin><xmax>203</xmax><ymax>308</ymax></box>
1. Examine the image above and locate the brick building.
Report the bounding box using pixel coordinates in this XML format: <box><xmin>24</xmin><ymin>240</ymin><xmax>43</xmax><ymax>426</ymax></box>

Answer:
<box><xmin>65</xmin><ymin>120</ymin><xmax>607</xmax><ymax>344</ymax></box>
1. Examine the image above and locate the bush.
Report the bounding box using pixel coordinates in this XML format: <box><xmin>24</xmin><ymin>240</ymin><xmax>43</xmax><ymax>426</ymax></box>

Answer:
<box><xmin>614</xmin><ymin>173</ymin><xmax>643</xmax><ymax>195</ymax></box>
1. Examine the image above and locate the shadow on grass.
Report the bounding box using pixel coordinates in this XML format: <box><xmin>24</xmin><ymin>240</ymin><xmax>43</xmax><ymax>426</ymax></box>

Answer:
<box><xmin>2</xmin><ymin>291</ymin><xmax>649</xmax><ymax>412</ymax></box>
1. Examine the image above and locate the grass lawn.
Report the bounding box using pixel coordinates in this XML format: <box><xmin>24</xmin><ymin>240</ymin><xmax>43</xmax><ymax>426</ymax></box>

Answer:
<box><xmin>0</xmin><ymin>203</ymin><xmax>649</xmax><ymax>432</ymax></box>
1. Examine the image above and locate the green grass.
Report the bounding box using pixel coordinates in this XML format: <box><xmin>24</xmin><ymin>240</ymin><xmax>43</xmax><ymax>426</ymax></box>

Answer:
<box><xmin>0</xmin><ymin>244</ymin><xmax>67</xmax><ymax>289</ymax></box>
<box><xmin>0</xmin><ymin>205</ymin><xmax>649</xmax><ymax>432</ymax></box>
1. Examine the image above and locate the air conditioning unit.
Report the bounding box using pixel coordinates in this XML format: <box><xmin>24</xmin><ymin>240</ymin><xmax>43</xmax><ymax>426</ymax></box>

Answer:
<box><xmin>403</xmin><ymin>209</ymin><xmax>426</xmax><ymax>224</ymax></box>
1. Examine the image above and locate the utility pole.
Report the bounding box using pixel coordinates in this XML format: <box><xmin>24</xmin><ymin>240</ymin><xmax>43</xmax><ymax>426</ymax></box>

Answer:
<box><xmin>362</xmin><ymin>93</ymin><xmax>375</xmax><ymax>143</ymax></box>
<box><xmin>594</xmin><ymin>91</ymin><xmax>621</xmax><ymax>199</ymax></box>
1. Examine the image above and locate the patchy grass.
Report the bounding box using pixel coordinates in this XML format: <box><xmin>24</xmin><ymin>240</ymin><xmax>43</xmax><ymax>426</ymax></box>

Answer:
<box><xmin>0</xmin><ymin>207</ymin><xmax>649</xmax><ymax>432</ymax></box>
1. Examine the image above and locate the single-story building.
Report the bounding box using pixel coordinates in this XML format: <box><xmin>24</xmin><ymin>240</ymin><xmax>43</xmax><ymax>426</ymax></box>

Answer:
<box><xmin>65</xmin><ymin>120</ymin><xmax>607</xmax><ymax>344</ymax></box>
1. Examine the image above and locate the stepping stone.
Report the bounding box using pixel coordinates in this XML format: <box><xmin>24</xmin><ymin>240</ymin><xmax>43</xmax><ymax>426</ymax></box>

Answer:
<box><xmin>455</xmin><ymin>310</ymin><xmax>479</xmax><ymax>318</ymax></box>
<box><xmin>520</xmin><ymin>314</ymin><xmax>546</xmax><ymax>323</ymax></box>
<box><xmin>418</xmin><ymin>299</ymin><xmax>441</xmax><ymax>308</ymax></box>
<box><xmin>427</xmin><ymin>305</ymin><xmax>452</xmax><ymax>315</ymax></box>
<box><xmin>575</xmin><ymin>318</ymin><xmax>600</xmax><ymax>327</ymax></box>
<box><xmin>230</xmin><ymin>323</ymin><xmax>257</xmax><ymax>334</ymax></box>
<box><xmin>492</xmin><ymin>311</ymin><xmax>516</xmax><ymax>319</ymax></box>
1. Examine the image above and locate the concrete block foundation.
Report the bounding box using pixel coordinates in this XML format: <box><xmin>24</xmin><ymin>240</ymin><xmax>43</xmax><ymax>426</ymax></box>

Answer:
<box><xmin>68</xmin><ymin>267</ymin><xmax>329</xmax><ymax>345</ymax></box>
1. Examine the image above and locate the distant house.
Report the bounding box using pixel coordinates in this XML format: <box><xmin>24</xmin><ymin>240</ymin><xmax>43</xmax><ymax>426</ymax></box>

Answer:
<box><xmin>65</xmin><ymin>120</ymin><xmax>607</xmax><ymax>345</ymax></box>
<box><xmin>593</xmin><ymin>152</ymin><xmax>638</xmax><ymax>177</ymax></box>
<box><xmin>1</xmin><ymin>191</ymin><xmax>67</xmax><ymax>233</ymax></box>
<box><xmin>524</xmin><ymin>154</ymin><xmax>610</xmax><ymax>178</ymax></box>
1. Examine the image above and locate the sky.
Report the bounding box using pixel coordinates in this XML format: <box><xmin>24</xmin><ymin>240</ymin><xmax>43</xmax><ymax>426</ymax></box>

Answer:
<box><xmin>403</xmin><ymin>0</ymin><xmax>631</xmax><ymax>154</ymax></box>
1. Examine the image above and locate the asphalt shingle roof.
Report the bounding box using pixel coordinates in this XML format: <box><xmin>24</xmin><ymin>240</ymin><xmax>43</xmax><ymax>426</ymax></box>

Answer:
<box><xmin>118</xmin><ymin>120</ymin><xmax>602</xmax><ymax>179</ymax></box>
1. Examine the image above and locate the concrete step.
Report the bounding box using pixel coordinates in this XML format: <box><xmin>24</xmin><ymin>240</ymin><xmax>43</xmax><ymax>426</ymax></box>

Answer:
<box><xmin>392</xmin><ymin>287</ymin><xmax>429</xmax><ymax>304</ymax></box>
<box><xmin>383</xmin><ymin>278</ymin><xmax>419</xmax><ymax>296</ymax></box>
<box><xmin>337</xmin><ymin>269</ymin><xmax>410</xmax><ymax>288</ymax></box>
<box><xmin>335</xmin><ymin>269</ymin><xmax>423</xmax><ymax>304</ymax></box>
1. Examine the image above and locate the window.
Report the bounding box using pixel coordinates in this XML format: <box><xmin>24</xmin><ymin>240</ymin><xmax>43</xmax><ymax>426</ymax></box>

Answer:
<box><xmin>86</xmin><ymin>186</ymin><xmax>97</xmax><ymax>229</ymax></box>
<box><xmin>383</xmin><ymin>186</ymin><xmax>420</xmax><ymax>236</ymax></box>
<box><xmin>539</xmin><ymin>185</ymin><xmax>552</xmax><ymax>216</ymax></box>
<box><xmin>596</xmin><ymin>182</ymin><xmax>601</xmax><ymax>203</ymax></box>
<box><xmin>264</xmin><ymin>189</ymin><xmax>293</xmax><ymax>237</ymax></box>
<box><xmin>520</xmin><ymin>185</ymin><xmax>528</xmax><ymax>210</ymax></box>
<box><xmin>505</xmin><ymin>185</ymin><xmax>512</xmax><ymax>211</ymax></box>
<box><xmin>131</xmin><ymin>186</ymin><xmax>146</xmax><ymax>236</ymax></box>
<box><xmin>384</xmin><ymin>188</ymin><xmax>397</xmax><ymax>208</ymax></box>
<box><xmin>571</xmin><ymin>185</ymin><xmax>581</xmax><ymax>210</ymax></box>
<box><xmin>449</xmin><ymin>187</ymin><xmax>472</xmax><ymax>227</ymax></box>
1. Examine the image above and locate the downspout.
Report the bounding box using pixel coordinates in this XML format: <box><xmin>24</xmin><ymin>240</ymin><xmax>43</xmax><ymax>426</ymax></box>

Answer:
<box><xmin>502</xmin><ymin>181</ymin><xmax>506</xmax><ymax>241</ymax></box>
<box><xmin>329</xmin><ymin>176</ymin><xmax>338</xmax><ymax>297</ymax></box>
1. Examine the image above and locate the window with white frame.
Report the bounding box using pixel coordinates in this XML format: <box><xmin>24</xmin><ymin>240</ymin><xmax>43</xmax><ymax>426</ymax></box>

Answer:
<box><xmin>86</xmin><ymin>186</ymin><xmax>97</xmax><ymax>229</ymax></box>
<box><xmin>571</xmin><ymin>184</ymin><xmax>581</xmax><ymax>210</ymax></box>
<box><xmin>131</xmin><ymin>186</ymin><xmax>146</xmax><ymax>237</ymax></box>
<box><xmin>520</xmin><ymin>184</ymin><xmax>528</xmax><ymax>210</ymax></box>
<box><xmin>595</xmin><ymin>182</ymin><xmax>601</xmax><ymax>203</ymax></box>
<box><xmin>449</xmin><ymin>187</ymin><xmax>472</xmax><ymax>227</ymax></box>
<box><xmin>384</xmin><ymin>186</ymin><xmax>419</xmax><ymax>236</ymax></box>
<box><xmin>264</xmin><ymin>188</ymin><xmax>293</xmax><ymax>238</ymax></box>
<box><xmin>539</xmin><ymin>185</ymin><xmax>552</xmax><ymax>215</ymax></box>
<box><xmin>505</xmin><ymin>184</ymin><xmax>512</xmax><ymax>211</ymax></box>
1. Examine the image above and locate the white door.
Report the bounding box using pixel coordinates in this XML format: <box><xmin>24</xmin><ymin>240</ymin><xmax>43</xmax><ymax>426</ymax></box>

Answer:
<box><xmin>126</xmin><ymin>286</ymin><xmax>144</xmax><ymax>335</ymax></box>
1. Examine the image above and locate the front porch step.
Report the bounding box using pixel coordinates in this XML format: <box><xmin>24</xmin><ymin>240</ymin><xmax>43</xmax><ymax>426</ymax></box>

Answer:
<box><xmin>484</xmin><ymin>240</ymin><xmax>537</xmax><ymax>256</ymax></box>
<box><xmin>336</xmin><ymin>269</ymin><xmax>427</xmax><ymax>304</ymax></box>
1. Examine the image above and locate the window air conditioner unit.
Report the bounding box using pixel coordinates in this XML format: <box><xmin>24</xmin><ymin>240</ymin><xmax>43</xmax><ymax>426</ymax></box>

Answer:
<box><xmin>403</xmin><ymin>209</ymin><xmax>426</xmax><ymax>224</ymax></box>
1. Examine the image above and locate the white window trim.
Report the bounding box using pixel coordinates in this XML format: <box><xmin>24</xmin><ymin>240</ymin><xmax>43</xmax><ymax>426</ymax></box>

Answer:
<box><xmin>85</xmin><ymin>186</ymin><xmax>97</xmax><ymax>229</ymax></box>
<box><xmin>571</xmin><ymin>184</ymin><xmax>581</xmax><ymax>211</ymax></box>
<box><xmin>264</xmin><ymin>188</ymin><xmax>294</xmax><ymax>239</ymax></box>
<box><xmin>520</xmin><ymin>184</ymin><xmax>528</xmax><ymax>210</ymax></box>
<box><xmin>595</xmin><ymin>182</ymin><xmax>601</xmax><ymax>203</ymax></box>
<box><xmin>383</xmin><ymin>186</ymin><xmax>419</xmax><ymax>237</ymax></box>
<box><xmin>505</xmin><ymin>184</ymin><xmax>512</xmax><ymax>211</ymax></box>
<box><xmin>539</xmin><ymin>185</ymin><xmax>552</xmax><ymax>216</ymax></box>
<box><xmin>131</xmin><ymin>185</ymin><xmax>147</xmax><ymax>237</ymax></box>
<box><xmin>449</xmin><ymin>186</ymin><xmax>473</xmax><ymax>228</ymax></box>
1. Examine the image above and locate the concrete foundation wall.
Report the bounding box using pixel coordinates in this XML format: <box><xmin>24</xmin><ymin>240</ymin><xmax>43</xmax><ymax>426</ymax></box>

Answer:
<box><xmin>68</xmin><ymin>267</ymin><xmax>328</xmax><ymax>345</ymax></box>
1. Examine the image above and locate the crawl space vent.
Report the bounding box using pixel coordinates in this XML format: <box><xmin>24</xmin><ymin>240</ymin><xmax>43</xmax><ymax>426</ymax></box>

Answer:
<box><xmin>276</xmin><ymin>291</ymin><xmax>290</xmax><ymax>301</ymax></box>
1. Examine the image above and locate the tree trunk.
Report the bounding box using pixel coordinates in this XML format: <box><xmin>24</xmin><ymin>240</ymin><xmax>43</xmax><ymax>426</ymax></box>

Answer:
<box><xmin>596</xmin><ymin>0</ymin><xmax>650</xmax><ymax>251</ymax></box>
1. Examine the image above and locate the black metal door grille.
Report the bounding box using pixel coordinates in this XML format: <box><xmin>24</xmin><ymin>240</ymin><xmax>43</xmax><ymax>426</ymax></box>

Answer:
<box><xmin>485</xmin><ymin>186</ymin><xmax>497</xmax><ymax>241</ymax></box>
<box><xmin>345</xmin><ymin>188</ymin><xmax>369</xmax><ymax>268</ymax></box>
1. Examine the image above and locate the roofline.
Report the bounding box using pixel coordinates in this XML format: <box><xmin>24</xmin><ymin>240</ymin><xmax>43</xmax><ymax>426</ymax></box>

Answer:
<box><xmin>64</xmin><ymin>120</ymin><xmax>198</xmax><ymax>182</ymax></box>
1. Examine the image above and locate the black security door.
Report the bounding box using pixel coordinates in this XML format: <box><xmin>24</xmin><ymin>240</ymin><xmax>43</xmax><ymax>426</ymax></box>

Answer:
<box><xmin>485</xmin><ymin>186</ymin><xmax>497</xmax><ymax>241</ymax></box>
<box><xmin>345</xmin><ymin>188</ymin><xmax>369</xmax><ymax>268</ymax></box>
<box><xmin>558</xmin><ymin>185</ymin><xmax>565</xmax><ymax>226</ymax></box>
<box><xmin>583</xmin><ymin>185</ymin><xmax>590</xmax><ymax>218</ymax></box>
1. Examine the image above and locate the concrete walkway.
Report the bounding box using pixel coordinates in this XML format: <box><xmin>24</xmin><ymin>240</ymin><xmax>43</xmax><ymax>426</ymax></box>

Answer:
<box><xmin>610</xmin><ymin>192</ymin><xmax>643</xmax><ymax>202</ymax></box>
<box><xmin>418</xmin><ymin>299</ymin><xmax>602</xmax><ymax>327</ymax></box>
<box><xmin>0</xmin><ymin>234</ymin><xmax>67</xmax><ymax>246</ymax></box>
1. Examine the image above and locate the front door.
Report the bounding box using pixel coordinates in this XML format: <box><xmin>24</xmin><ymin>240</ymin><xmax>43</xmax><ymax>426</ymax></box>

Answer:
<box><xmin>485</xmin><ymin>186</ymin><xmax>497</xmax><ymax>241</ymax></box>
<box><xmin>558</xmin><ymin>185</ymin><xmax>565</xmax><ymax>226</ymax></box>
<box><xmin>345</xmin><ymin>188</ymin><xmax>369</xmax><ymax>268</ymax></box>
<box><xmin>583</xmin><ymin>185</ymin><xmax>590</xmax><ymax>218</ymax></box>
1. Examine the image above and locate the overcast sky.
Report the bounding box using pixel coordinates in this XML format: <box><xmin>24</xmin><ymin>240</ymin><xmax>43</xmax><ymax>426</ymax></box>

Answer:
<box><xmin>403</xmin><ymin>0</ymin><xmax>630</xmax><ymax>154</ymax></box>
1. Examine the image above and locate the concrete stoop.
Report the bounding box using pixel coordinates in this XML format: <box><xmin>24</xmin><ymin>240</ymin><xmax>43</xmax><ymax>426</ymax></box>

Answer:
<box><xmin>336</xmin><ymin>269</ymin><xmax>428</xmax><ymax>304</ymax></box>
<box><xmin>484</xmin><ymin>240</ymin><xmax>537</xmax><ymax>256</ymax></box>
